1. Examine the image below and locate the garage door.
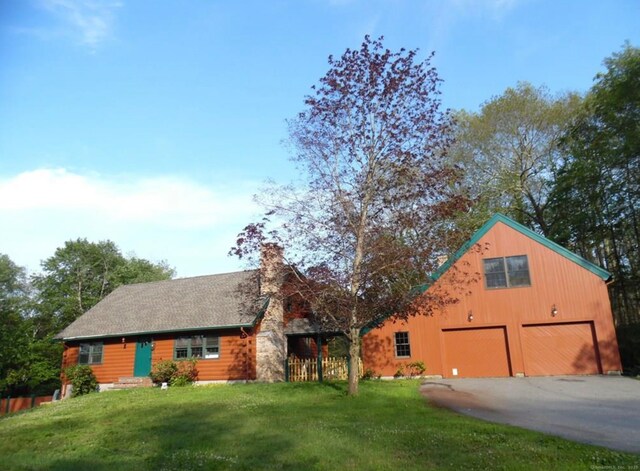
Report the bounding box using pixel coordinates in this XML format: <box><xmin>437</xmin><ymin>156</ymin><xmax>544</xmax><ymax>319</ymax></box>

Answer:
<box><xmin>521</xmin><ymin>322</ymin><xmax>601</xmax><ymax>376</ymax></box>
<box><xmin>442</xmin><ymin>327</ymin><xmax>512</xmax><ymax>378</ymax></box>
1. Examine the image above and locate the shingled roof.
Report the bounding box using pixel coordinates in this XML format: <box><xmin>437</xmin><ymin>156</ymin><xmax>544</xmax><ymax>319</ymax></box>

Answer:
<box><xmin>56</xmin><ymin>270</ymin><xmax>261</xmax><ymax>340</ymax></box>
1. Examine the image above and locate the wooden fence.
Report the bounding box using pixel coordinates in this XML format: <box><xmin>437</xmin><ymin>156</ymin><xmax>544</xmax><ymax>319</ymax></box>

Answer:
<box><xmin>0</xmin><ymin>395</ymin><xmax>53</xmax><ymax>416</ymax></box>
<box><xmin>287</xmin><ymin>356</ymin><xmax>363</xmax><ymax>382</ymax></box>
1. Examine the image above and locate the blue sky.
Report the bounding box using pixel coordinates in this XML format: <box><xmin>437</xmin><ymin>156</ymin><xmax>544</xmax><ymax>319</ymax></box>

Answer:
<box><xmin>1</xmin><ymin>0</ymin><xmax>639</xmax><ymax>277</ymax></box>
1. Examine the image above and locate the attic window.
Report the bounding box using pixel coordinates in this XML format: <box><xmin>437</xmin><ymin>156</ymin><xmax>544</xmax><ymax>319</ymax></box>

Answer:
<box><xmin>78</xmin><ymin>342</ymin><xmax>103</xmax><ymax>365</ymax></box>
<box><xmin>174</xmin><ymin>335</ymin><xmax>219</xmax><ymax>360</ymax></box>
<box><xmin>483</xmin><ymin>255</ymin><xmax>531</xmax><ymax>289</ymax></box>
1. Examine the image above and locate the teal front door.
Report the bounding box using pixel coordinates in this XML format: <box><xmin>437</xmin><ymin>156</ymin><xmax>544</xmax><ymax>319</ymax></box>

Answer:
<box><xmin>134</xmin><ymin>338</ymin><xmax>152</xmax><ymax>377</ymax></box>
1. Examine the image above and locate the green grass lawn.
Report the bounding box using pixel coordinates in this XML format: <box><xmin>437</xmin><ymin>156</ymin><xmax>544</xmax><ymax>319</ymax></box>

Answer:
<box><xmin>0</xmin><ymin>380</ymin><xmax>637</xmax><ymax>470</ymax></box>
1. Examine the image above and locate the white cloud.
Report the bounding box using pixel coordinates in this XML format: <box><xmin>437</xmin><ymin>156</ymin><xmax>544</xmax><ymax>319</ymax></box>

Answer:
<box><xmin>0</xmin><ymin>168</ymin><xmax>260</xmax><ymax>277</ymax></box>
<box><xmin>39</xmin><ymin>0</ymin><xmax>122</xmax><ymax>49</ymax></box>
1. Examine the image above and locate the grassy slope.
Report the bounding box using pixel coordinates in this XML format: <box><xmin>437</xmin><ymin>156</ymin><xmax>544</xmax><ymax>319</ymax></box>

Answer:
<box><xmin>0</xmin><ymin>381</ymin><xmax>637</xmax><ymax>470</ymax></box>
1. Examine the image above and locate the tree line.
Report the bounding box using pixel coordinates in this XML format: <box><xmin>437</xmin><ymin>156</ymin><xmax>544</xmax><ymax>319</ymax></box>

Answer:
<box><xmin>0</xmin><ymin>241</ymin><xmax>173</xmax><ymax>396</ymax></box>
<box><xmin>451</xmin><ymin>43</ymin><xmax>639</xmax><ymax>328</ymax></box>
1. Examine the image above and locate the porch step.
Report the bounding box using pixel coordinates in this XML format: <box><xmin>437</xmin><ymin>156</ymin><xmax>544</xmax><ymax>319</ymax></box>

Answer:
<box><xmin>112</xmin><ymin>377</ymin><xmax>153</xmax><ymax>389</ymax></box>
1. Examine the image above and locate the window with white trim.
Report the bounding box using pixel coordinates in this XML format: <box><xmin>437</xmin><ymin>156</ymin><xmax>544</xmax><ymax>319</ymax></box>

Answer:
<box><xmin>394</xmin><ymin>332</ymin><xmax>411</xmax><ymax>358</ymax></box>
<box><xmin>483</xmin><ymin>255</ymin><xmax>531</xmax><ymax>289</ymax></box>
<box><xmin>174</xmin><ymin>335</ymin><xmax>219</xmax><ymax>359</ymax></box>
<box><xmin>78</xmin><ymin>342</ymin><xmax>103</xmax><ymax>365</ymax></box>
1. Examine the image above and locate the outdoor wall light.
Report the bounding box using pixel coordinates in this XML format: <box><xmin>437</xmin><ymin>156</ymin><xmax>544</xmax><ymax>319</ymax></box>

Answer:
<box><xmin>122</xmin><ymin>337</ymin><xmax>126</xmax><ymax>348</ymax></box>
<box><xmin>151</xmin><ymin>342</ymin><xmax>155</xmax><ymax>351</ymax></box>
<box><xmin>551</xmin><ymin>305</ymin><xmax>558</xmax><ymax>317</ymax></box>
<box><xmin>467</xmin><ymin>311</ymin><xmax>474</xmax><ymax>322</ymax></box>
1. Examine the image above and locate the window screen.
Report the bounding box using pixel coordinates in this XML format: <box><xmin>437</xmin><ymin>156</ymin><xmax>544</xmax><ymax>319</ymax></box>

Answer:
<box><xmin>483</xmin><ymin>255</ymin><xmax>531</xmax><ymax>289</ymax></box>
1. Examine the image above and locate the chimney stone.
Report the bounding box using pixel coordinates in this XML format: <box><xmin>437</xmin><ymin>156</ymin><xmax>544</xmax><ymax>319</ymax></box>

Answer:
<box><xmin>260</xmin><ymin>243</ymin><xmax>284</xmax><ymax>296</ymax></box>
<box><xmin>256</xmin><ymin>243</ymin><xmax>286</xmax><ymax>382</ymax></box>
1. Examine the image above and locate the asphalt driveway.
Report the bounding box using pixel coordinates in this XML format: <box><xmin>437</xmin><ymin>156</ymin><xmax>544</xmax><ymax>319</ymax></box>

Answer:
<box><xmin>420</xmin><ymin>376</ymin><xmax>640</xmax><ymax>454</ymax></box>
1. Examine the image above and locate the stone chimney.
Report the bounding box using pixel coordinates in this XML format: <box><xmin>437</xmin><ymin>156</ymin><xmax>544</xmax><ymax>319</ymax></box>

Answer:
<box><xmin>256</xmin><ymin>243</ymin><xmax>286</xmax><ymax>382</ymax></box>
<box><xmin>260</xmin><ymin>243</ymin><xmax>284</xmax><ymax>296</ymax></box>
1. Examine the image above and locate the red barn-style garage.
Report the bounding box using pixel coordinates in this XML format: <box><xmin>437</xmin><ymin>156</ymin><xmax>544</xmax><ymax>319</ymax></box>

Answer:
<box><xmin>362</xmin><ymin>214</ymin><xmax>622</xmax><ymax>379</ymax></box>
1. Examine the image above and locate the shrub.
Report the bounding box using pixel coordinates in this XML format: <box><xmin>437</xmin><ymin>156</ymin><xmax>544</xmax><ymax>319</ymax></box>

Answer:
<box><xmin>150</xmin><ymin>359</ymin><xmax>199</xmax><ymax>387</ymax></box>
<box><xmin>407</xmin><ymin>361</ymin><xmax>426</xmax><ymax>377</ymax></box>
<box><xmin>64</xmin><ymin>365</ymin><xmax>98</xmax><ymax>397</ymax></box>
<box><xmin>170</xmin><ymin>359</ymin><xmax>199</xmax><ymax>387</ymax></box>
<box><xmin>169</xmin><ymin>375</ymin><xmax>191</xmax><ymax>387</ymax></box>
<box><xmin>150</xmin><ymin>360</ymin><xmax>178</xmax><ymax>384</ymax></box>
<box><xmin>394</xmin><ymin>361</ymin><xmax>426</xmax><ymax>379</ymax></box>
<box><xmin>361</xmin><ymin>368</ymin><xmax>378</xmax><ymax>380</ymax></box>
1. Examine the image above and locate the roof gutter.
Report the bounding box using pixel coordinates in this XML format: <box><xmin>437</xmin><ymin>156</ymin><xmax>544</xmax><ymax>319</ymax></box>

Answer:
<box><xmin>59</xmin><ymin>323</ymin><xmax>256</xmax><ymax>342</ymax></box>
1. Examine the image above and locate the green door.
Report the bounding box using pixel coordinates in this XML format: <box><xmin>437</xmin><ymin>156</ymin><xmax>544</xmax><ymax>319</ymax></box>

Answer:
<box><xmin>134</xmin><ymin>338</ymin><xmax>152</xmax><ymax>377</ymax></box>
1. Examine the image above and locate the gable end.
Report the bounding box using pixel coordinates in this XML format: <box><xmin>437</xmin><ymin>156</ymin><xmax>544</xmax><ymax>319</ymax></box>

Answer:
<box><xmin>429</xmin><ymin>214</ymin><xmax>610</xmax><ymax>287</ymax></box>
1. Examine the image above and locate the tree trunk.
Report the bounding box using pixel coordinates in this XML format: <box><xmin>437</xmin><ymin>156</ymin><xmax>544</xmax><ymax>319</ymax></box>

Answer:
<box><xmin>346</xmin><ymin>192</ymin><xmax>371</xmax><ymax>396</ymax></box>
<box><xmin>347</xmin><ymin>328</ymin><xmax>360</xmax><ymax>396</ymax></box>
<box><xmin>76</xmin><ymin>278</ymin><xmax>83</xmax><ymax>313</ymax></box>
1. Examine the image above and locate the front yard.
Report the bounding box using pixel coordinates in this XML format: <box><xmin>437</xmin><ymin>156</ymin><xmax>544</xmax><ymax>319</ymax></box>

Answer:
<box><xmin>0</xmin><ymin>380</ymin><xmax>637</xmax><ymax>470</ymax></box>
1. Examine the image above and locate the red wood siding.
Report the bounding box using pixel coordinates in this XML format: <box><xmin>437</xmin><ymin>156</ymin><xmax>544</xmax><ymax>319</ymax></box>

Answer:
<box><xmin>362</xmin><ymin>221</ymin><xmax>622</xmax><ymax>378</ymax></box>
<box><xmin>151</xmin><ymin>329</ymin><xmax>256</xmax><ymax>381</ymax></box>
<box><xmin>62</xmin><ymin>328</ymin><xmax>257</xmax><ymax>384</ymax></box>
<box><xmin>62</xmin><ymin>337</ymin><xmax>135</xmax><ymax>384</ymax></box>
<box><xmin>283</xmin><ymin>292</ymin><xmax>311</xmax><ymax>322</ymax></box>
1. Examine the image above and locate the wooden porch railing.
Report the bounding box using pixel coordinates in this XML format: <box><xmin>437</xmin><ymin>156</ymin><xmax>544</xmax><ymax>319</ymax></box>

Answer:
<box><xmin>287</xmin><ymin>356</ymin><xmax>363</xmax><ymax>382</ymax></box>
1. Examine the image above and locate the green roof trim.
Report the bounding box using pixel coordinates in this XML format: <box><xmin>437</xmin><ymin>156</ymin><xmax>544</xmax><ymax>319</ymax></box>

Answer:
<box><xmin>448</xmin><ymin>213</ymin><xmax>611</xmax><ymax>282</ymax></box>
<box><xmin>360</xmin><ymin>213</ymin><xmax>610</xmax><ymax>337</ymax></box>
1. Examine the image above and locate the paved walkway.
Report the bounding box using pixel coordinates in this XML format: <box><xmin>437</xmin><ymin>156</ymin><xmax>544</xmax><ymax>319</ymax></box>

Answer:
<box><xmin>420</xmin><ymin>376</ymin><xmax>640</xmax><ymax>454</ymax></box>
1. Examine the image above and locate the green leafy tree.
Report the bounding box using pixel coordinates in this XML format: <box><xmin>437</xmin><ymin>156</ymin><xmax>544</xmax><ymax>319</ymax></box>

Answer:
<box><xmin>32</xmin><ymin>239</ymin><xmax>174</xmax><ymax>337</ymax></box>
<box><xmin>115</xmin><ymin>257</ymin><xmax>175</xmax><ymax>285</ymax></box>
<box><xmin>451</xmin><ymin>82</ymin><xmax>581</xmax><ymax>238</ymax></box>
<box><xmin>0</xmin><ymin>254</ymin><xmax>31</xmax><ymax>394</ymax></box>
<box><xmin>549</xmin><ymin>43</ymin><xmax>640</xmax><ymax>326</ymax></box>
<box><xmin>32</xmin><ymin>239</ymin><xmax>125</xmax><ymax>336</ymax></box>
<box><xmin>3</xmin><ymin>337</ymin><xmax>62</xmax><ymax>396</ymax></box>
<box><xmin>0</xmin><ymin>244</ymin><xmax>174</xmax><ymax>396</ymax></box>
